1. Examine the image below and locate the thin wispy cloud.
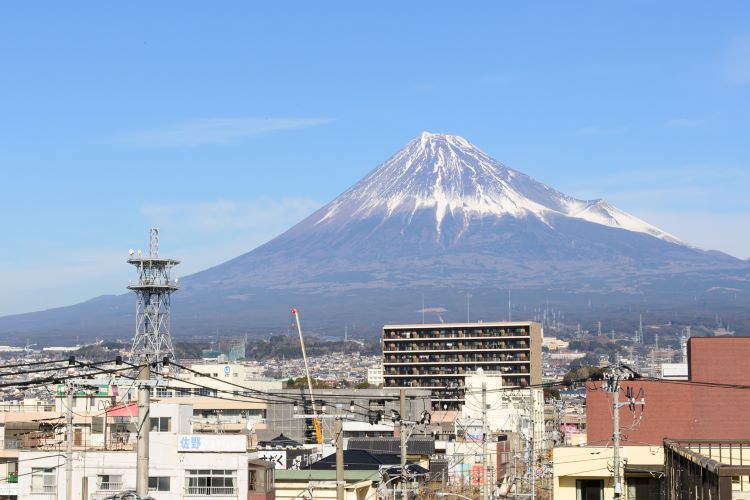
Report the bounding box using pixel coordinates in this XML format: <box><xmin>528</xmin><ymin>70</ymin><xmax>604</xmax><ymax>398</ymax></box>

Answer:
<box><xmin>559</xmin><ymin>166</ymin><xmax>750</xmax><ymax>258</ymax></box>
<box><xmin>140</xmin><ymin>197</ymin><xmax>323</xmax><ymax>275</ymax></box>
<box><xmin>563</xmin><ymin>165</ymin><xmax>750</xmax><ymax>210</ymax></box>
<box><xmin>0</xmin><ymin>249</ymin><xmax>130</xmax><ymax>316</ymax></box>
<box><xmin>122</xmin><ymin>117</ymin><xmax>331</xmax><ymax>147</ymax></box>
<box><xmin>638</xmin><ymin>211</ymin><xmax>750</xmax><ymax>259</ymax></box>
<box><xmin>141</xmin><ymin>197</ymin><xmax>322</xmax><ymax>232</ymax></box>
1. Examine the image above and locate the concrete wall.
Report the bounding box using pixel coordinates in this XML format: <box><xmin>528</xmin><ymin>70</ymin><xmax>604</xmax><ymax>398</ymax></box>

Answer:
<box><xmin>530</xmin><ymin>323</ymin><xmax>543</xmax><ymax>386</ymax></box>
<box><xmin>688</xmin><ymin>337</ymin><xmax>750</xmax><ymax>385</ymax></box>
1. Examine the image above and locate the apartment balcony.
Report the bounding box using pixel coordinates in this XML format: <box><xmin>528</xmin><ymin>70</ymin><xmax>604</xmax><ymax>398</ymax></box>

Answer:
<box><xmin>665</xmin><ymin>439</ymin><xmax>750</xmax><ymax>500</ymax></box>
<box><xmin>0</xmin><ymin>482</ymin><xmax>18</xmax><ymax>497</ymax></box>
<box><xmin>384</xmin><ymin>357</ymin><xmax>529</xmax><ymax>365</ymax></box>
<box><xmin>96</xmin><ymin>481</ymin><xmax>124</xmax><ymax>491</ymax></box>
<box><xmin>383</xmin><ymin>345</ymin><xmax>530</xmax><ymax>354</ymax></box>
<box><xmin>0</xmin><ymin>438</ymin><xmax>20</xmax><ymax>450</ymax></box>
<box><xmin>383</xmin><ymin>332</ymin><xmax>531</xmax><ymax>342</ymax></box>
<box><xmin>185</xmin><ymin>486</ymin><xmax>237</xmax><ymax>496</ymax></box>
<box><xmin>30</xmin><ymin>485</ymin><xmax>56</xmax><ymax>495</ymax></box>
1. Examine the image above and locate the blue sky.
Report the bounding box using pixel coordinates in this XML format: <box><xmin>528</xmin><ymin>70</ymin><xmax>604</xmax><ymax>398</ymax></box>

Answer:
<box><xmin>1</xmin><ymin>2</ymin><xmax>749</xmax><ymax>316</ymax></box>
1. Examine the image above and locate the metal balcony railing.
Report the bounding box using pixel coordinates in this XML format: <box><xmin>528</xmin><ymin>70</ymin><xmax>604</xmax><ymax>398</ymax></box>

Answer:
<box><xmin>30</xmin><ymin>485</ymin><xmax>56</xmax><ymax>495</ymax></box>
<box><xmin>97</xmin><ymin>482</ymin><xmax>123</xmax><ymax>491</ymax></box>
<box><xmin>185</xmin><ymin>486</ymin><xmax>236</xmax><ymax>496</ymax></box>
<box><xmin>0</xmin><ymin>438</ymin><xmax>20</xmax><ymax>449</ymax></box>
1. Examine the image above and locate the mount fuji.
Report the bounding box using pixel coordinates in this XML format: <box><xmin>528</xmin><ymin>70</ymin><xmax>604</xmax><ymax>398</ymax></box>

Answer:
<box><xmin>1</xmin><ymin>132</ymin><xmax>748</xmax><ymax>340</ymax></box>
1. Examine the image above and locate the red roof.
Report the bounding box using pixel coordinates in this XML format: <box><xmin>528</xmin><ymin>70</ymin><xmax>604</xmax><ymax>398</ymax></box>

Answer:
<box><xmin>107</xmin><ymin>402</ymin><xmax>138</xmax><ymax>417</ymax></box>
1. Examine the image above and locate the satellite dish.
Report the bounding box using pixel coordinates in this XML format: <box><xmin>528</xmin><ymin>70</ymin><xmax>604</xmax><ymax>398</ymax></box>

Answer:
<box><xmin>129</xmin><ymin>249</ymin><xmax>135</xmax><ymax>256</ymax></box>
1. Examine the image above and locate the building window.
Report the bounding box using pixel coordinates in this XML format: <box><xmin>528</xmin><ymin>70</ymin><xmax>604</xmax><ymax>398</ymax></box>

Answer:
<box><xmin>176</xmin><ymin>389</ymin><xmax>191</xmax><ymax>397</ymax></box>
<box><xmin>150</xmin><ymin>417</ymin><xmax>171</xmax><ymax>432</ymax></box>
<box><xmin>30</xmin><ymin>468</ymin><xmax>56</xmax><ymax>495</ymax></box>
<box><xmin>91</xmin><ymin>416</ymin><xmax>104</xmax><ymax>434</ymax></box>
<box><xmin>249</xmin><ymin>468</ymin><xmax>275</xmax><ymax>493</ymax></box>
<box><xmin>576</xmin><ymin>479</ymin><xmax>603</xmax><ymax>500</ymax></box>
<box><xmin>627</xmin><ymin>476</ymin><xmax>663</xmax><ymax>500</ymax></box>
<box><xmin>185</xmin><ymin>469</ymin><xmax>237</xmax><ymax>496</ymax></box>
<box><xmin>97</xmin><ymin>475</ymin><xmax>123</xmax><ymax>491</ymax></box>
<box><xmin>149</xmin><ymin>476</ymin><xmax>171</xmax><ymax>492</ymax></box>
<box><xmin>156</xmin><ymin>387</ymin><xmax>171</xmax><ymax>398</ymax></box>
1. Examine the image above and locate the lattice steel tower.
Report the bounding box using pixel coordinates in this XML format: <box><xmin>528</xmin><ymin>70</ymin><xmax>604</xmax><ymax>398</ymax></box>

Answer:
<box><xmin>128</xmin><ymin>228</ymin><xmax>179</xmax><ymax>363</ymax></box>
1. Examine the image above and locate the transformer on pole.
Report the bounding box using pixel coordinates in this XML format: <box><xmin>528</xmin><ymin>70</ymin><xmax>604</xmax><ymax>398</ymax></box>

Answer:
<box><xmin>128</xmin><ymin>228</ymin><xmax>179</xmax><ymax>363</ymax></box>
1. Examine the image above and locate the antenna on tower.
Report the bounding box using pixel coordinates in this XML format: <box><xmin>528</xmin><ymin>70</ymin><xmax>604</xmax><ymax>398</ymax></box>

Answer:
<box><xmin>128</xmin><ymin>228</ymin><xmax>179</xmax><ymax>364</ymax></box>
<box><xmin>149</xmin><ymin>227</ymin><xmax>159</xmax><ymax>257</ymax></box>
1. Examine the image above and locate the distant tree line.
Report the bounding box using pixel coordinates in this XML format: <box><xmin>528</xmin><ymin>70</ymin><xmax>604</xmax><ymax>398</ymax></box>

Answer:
<box><xmin>174</xmin><ymin>334</ymin><xmax>380</xmax><ymax>361</ymax></box>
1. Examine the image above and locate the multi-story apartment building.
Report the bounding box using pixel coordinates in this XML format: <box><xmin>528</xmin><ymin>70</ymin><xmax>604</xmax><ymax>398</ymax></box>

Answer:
<box><xmin>367</xmin><ymin>366</ymin><xmax>384</xmax><ymax>386</ymax></box>
<box><xmin>382</xmin><ymin>321</ymin><xmax>542</xmax><ymax>409</ymax></box>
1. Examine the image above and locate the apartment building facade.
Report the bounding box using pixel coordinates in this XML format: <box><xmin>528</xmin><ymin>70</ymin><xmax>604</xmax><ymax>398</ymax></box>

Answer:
<box><xmin>382</xmin><ymin>321</ymin><xmax>542</xmax><ymax>409</ymax></box>
<box><xmin>16</xmin><ymin>402</ymin><xmax>275</xmax><ymax>500</ymax></box>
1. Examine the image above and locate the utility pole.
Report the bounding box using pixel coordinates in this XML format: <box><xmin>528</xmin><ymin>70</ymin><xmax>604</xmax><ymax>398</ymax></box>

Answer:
<box><xmin>613</xmin><ymin>380</ymin><xmax>621</xmax><ymax>499</ymax></box>
<box><xmin>136</xmin><ymin>364</ymin><xmax>150</xmax><ymax>497</ymax></box>
<box><xmin>481</xmin><ymin>382</ymin><xmax>488</xmax><ymax>500</ymax></box>
<box><xmin>530</xmin><ymin>393</ymin><xmax>535</xmax><ymax>500</ymax></box>
<box><xmin>604</xmin><ymin>361</ymin><xmax>645</xmax><ymax>499</ymax></box>
<box><xmin>335</xmin><ymin>416</ymin><xmax>344</xmax><ymax>500</ymax></box>
<box><xmin>400</xmin><ymin>389</ymin><xmax>407</xmax><ymax>469</ymax></box>
<box><xmin>65</xmin><ymin>383</ymin><xmax>73</xmax><ymax>500</ymax></box>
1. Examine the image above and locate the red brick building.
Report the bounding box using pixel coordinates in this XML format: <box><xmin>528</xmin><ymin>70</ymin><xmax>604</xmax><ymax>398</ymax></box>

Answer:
<box><xmin>586</xmin><ymin>337</ymin><xmax>750</xmax><ymax>446</ymax></box>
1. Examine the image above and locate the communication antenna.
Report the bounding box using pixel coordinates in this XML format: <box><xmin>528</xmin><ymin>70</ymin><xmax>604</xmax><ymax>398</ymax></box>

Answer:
<box><xmin>128</xmin><ymin>228</ymin><xmax>179</xmax><ymax>363</ymax></box>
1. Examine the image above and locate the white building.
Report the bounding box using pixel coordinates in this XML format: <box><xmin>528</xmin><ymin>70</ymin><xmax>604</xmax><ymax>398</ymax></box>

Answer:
<box><xmin>660</xmin><ymin>362</ymin><xmax>688</xmax><ymax>380</ymax></box>
<box><xmin>17</xmin><ymin>402</ymin><xmax>274</xmax><ymax>500</ymax></box>
<box><xmin>366</xmin><ymin>366</ymin><xmax>384</xmax><ymax>386</ymax></box>
<box><xmin>459</xmin><ymin>370</ymin><xmax>545</xmax><ymax>447</ymax></box>
<box><xmin>170</xmin><ymin>363</ymin><xmax>283</xmax><ymax>394</ymax></box>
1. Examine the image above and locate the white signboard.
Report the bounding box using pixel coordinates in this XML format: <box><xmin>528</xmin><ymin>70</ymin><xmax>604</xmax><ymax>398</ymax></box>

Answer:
<box><xmin>257</xmin><ymin>450</ymin><xmax>287</xmax><ymax>469</ymax></box>
<box><xmin>177</xmin><ymin>434</ymin><xmax>246</xmax><ymax>452</ymax></box>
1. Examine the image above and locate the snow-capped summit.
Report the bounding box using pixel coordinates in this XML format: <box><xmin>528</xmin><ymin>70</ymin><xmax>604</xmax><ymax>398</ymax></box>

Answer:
<box><xmin>315</xmin><ymin>132</ymin><xmax>681</xmax><ymax>244</ymax></box>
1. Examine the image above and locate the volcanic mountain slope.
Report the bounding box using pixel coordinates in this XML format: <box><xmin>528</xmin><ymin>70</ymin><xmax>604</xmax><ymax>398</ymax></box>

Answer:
<box><xmin>188</xmin><ymin>132</ymin><xmax>737</xmax><ymax>292</ymax></box>
<box><xmin>1</xmin><ymin>132</ymin><xmax>747</xmax><ymax>339</ymax></box>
